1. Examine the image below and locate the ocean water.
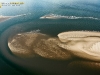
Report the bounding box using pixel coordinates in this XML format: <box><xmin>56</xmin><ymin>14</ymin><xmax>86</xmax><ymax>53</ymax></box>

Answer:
<box><xmin>0</xmin><ymin>0</ymin><xmax>100</xmax><ymax>32</ymax></box>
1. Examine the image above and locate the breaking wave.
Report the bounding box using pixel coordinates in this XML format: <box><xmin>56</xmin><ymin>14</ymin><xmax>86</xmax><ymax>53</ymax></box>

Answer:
<box><xmin>15</xmin><ymin>13</ymin><xmax>31</xmax><ymax>17</ymax></box>
<box><xmin>40</xmin><ymin>13</ymin><xmax>100</xmax><ymax>20</ymax></box>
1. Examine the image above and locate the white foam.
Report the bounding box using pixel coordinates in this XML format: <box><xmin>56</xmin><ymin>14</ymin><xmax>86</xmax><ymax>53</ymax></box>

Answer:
<box><xmin>40</xmin><ymin>13</ymin><xmax>99</xmax><ymax>20</ymax></box>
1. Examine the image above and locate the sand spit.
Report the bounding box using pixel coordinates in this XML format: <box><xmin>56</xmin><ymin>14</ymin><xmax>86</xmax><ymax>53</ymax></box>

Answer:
<box><xmin>8</xmin><ymin>32</ymin><xmax>72</xmax><ymax>60</ymax></box>
<box><xmin>8</xmin><ymin>30</ymin><xmax>100</xmax><ymax>61</ymax></box>
<box><xmin>58</xmin><ymin>31</ymin><xmax>100</xmax><ymax>61</ymax></box>
<box><xmin>0</xmin><ymin>15</ymin><xmax>13</xmax><ymax>22</ymax></box>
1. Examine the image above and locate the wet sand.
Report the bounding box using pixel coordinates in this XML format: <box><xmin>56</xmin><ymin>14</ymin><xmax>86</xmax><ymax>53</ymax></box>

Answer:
<box><xmin>8</xmin><ymin>32</ymin><xmax>72</xmax><ymax>60</ymax></box>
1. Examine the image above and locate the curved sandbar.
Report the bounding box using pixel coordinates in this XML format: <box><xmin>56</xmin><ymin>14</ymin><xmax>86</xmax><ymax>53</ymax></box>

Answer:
<box><xmin>0</xmin><ymin>15</ymin><xmax>13</xmax><ymax>22</ymax></box>
<box><xmin>58</xmin><ymin>31</ymin><xmax>100</xmax><ymax>61</ymax></box>
<box><xmin>8</xmin><ymin>32</ymin><xmax>72</xmax><ymax>60</ymax></box>
<box><xmin>0</xmin><ymin>14</ymin><xmax>26</xmax><ymax>23</ymax></box>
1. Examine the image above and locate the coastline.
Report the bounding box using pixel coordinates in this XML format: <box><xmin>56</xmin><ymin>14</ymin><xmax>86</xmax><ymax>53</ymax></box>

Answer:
<box><xmin>0</xmin><ymin>16</ymin><xmax>14</xmax><ymax>22</ymax></box>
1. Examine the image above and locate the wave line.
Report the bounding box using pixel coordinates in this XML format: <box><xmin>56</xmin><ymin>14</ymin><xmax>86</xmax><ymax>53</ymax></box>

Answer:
<box><xmin>40</xmin><ymin>13</ymin><xmax>99</xmax><ymax>20</ymax></box>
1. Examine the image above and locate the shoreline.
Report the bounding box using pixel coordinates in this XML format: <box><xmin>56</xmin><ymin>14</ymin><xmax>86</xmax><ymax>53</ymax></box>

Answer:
<box><xmin>0</xmin><ymin>15</ymin><xmax>14</xmax><ymax>22</ymax></box>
